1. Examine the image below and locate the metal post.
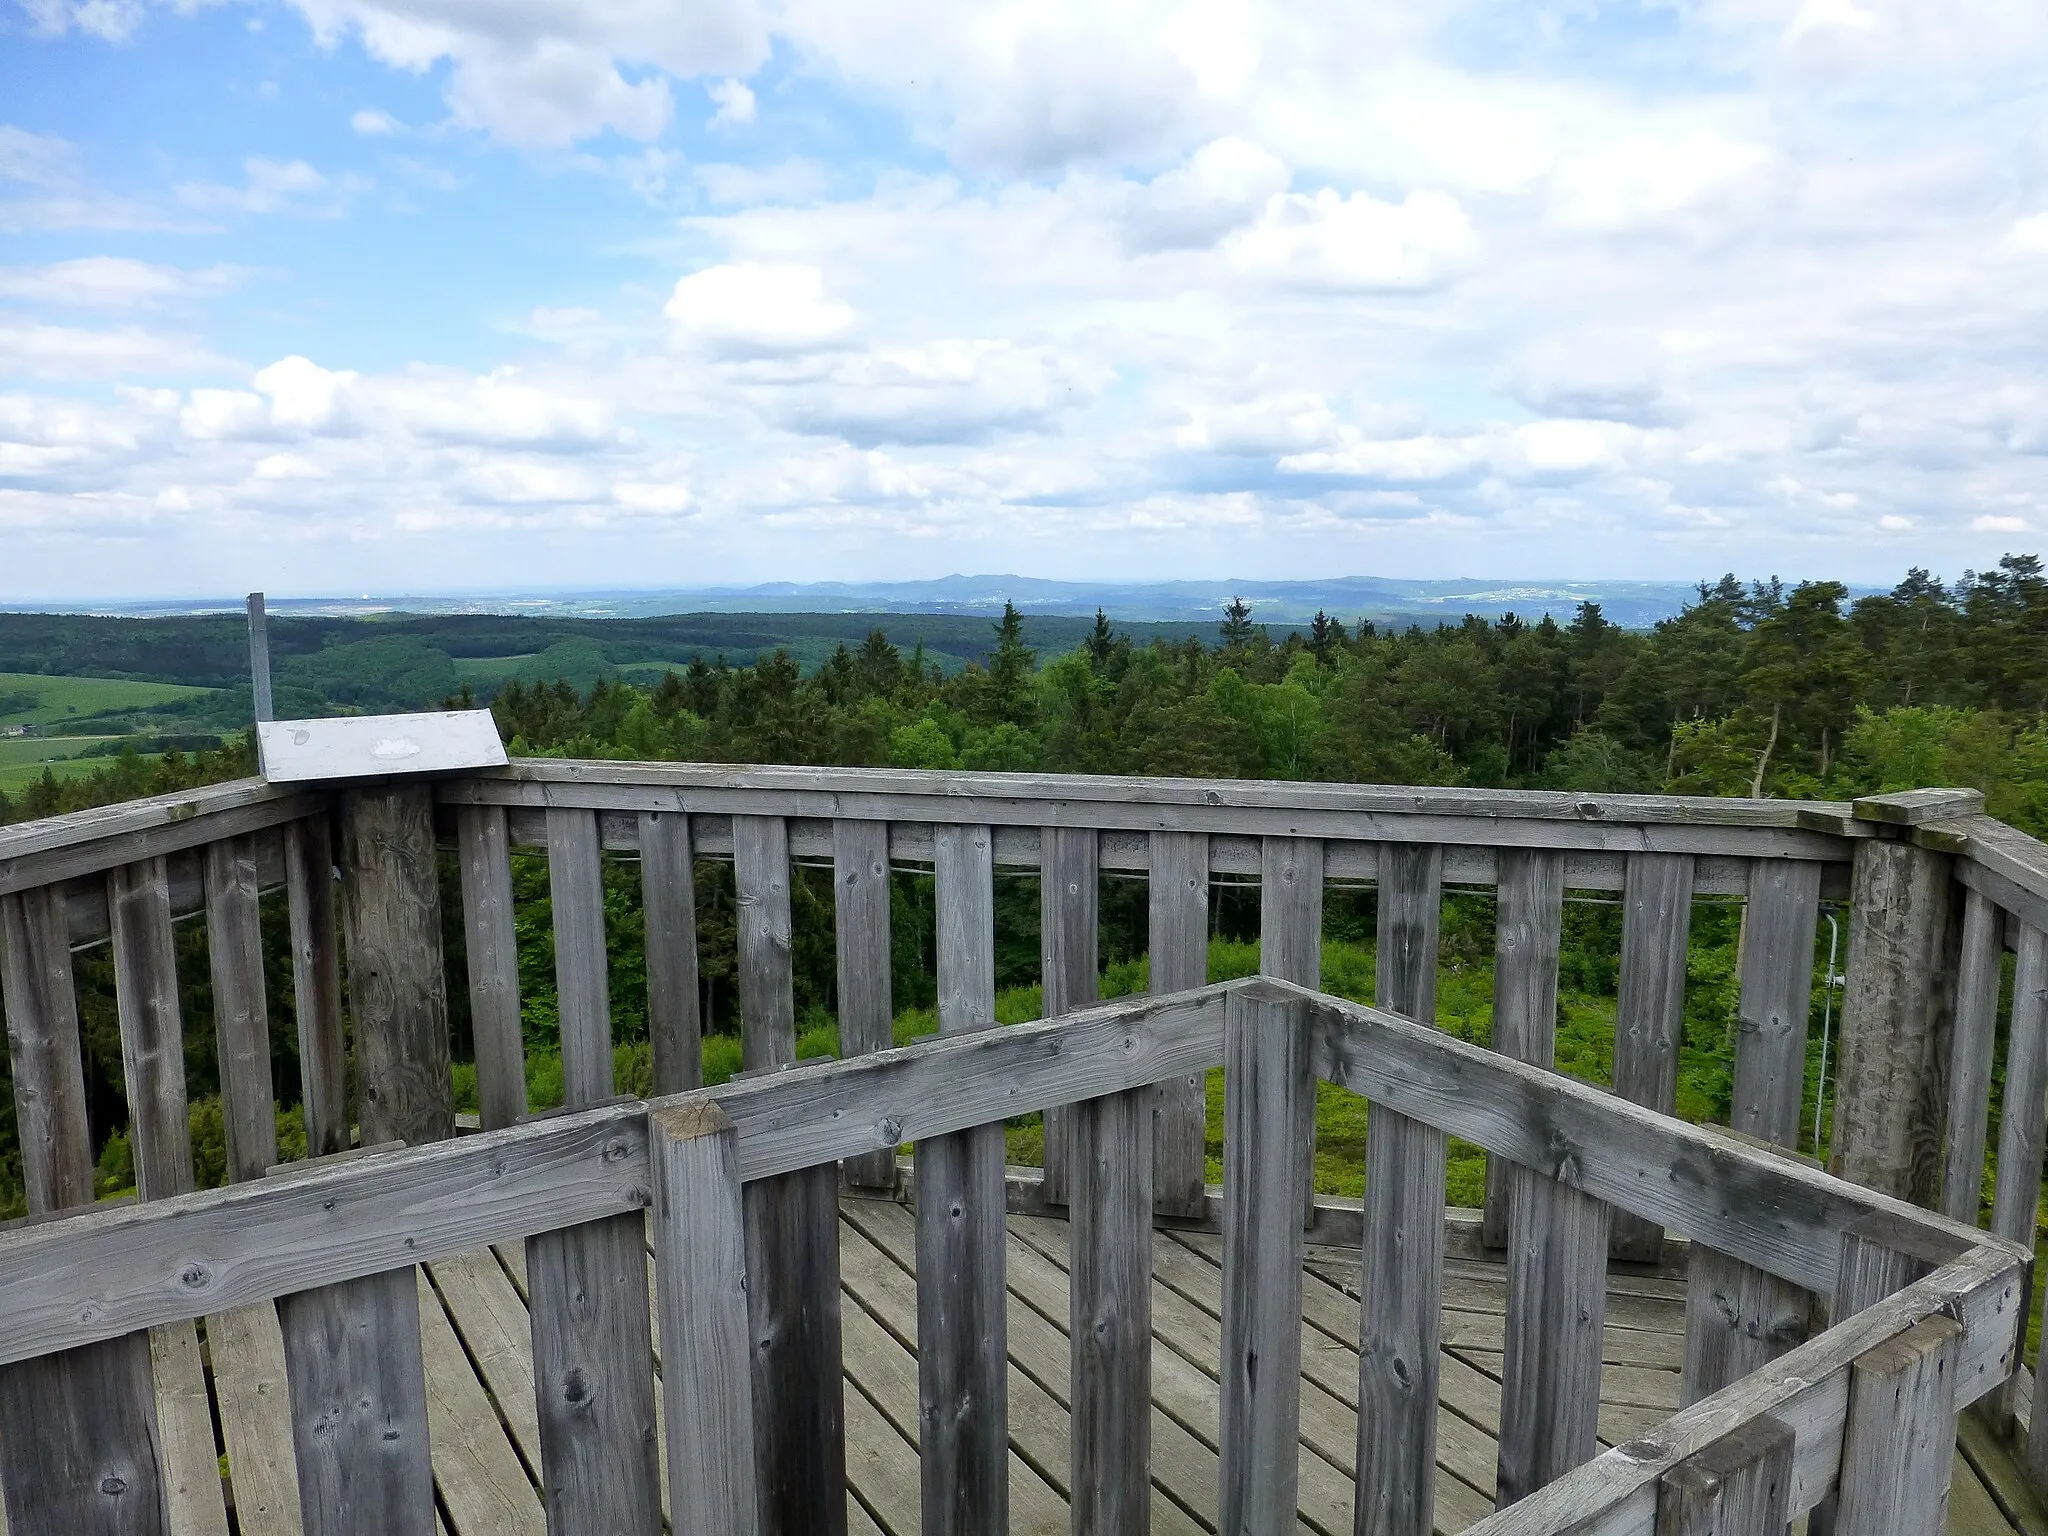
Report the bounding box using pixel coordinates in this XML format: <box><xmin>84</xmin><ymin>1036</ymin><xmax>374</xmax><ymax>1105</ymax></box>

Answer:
<box><xmin>246</xmin><ymin>591</ymin><xmax>273</xmax><ymax>725</ymax></box>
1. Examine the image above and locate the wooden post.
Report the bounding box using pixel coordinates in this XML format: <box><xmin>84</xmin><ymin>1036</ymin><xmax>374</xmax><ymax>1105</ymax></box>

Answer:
<box><xmin>1989</xmin><ymin>925</ymin><xmax>2048</xmax><ymax>1432</ymax></box>
<box><xmin>1149</xmin><ymin>829</ymin><xmax>1210</xmax><ymax>1217</ymax></box>
<box><xmin>734</xmin><ymin>816</ymin><xmax>797</xmax><ymax>1071</ymax></box>
<box><xmin>1730</xmin><ymin>860</ymin><xmax>1823</xmax><ymax>1149</ymax></box>
<box><xmin>1375</xmin><ymin>843</ymin><xmax>1442</xmax><ymax>1024</ymax></box>
<box><xmin>246</xmin><ymin>590</ymin><xmax>274</xmax><ymax>724</ymax></box>
<box><xmin>1483</xmin><ymin>849</ymin><xmax>1564</xmax><ymax>1249</ymax></box>
<box><xmin>642</xmin><ymin>810</ymin><xmax>704</xmax><ymax>1095</ymax></box>
<box><xmin>339</xmin><ymin>785</ymin><xmax>455</xmax><ymax>1149</ymax></box>
<box><xmin>457</xmin><ymin>804</ymin><xmax>527</xmax><ymax>1131</ymax></box>
<box><xmin>276</xmin><ymin>1268</ymin><xmax>435</xmax><ymax>1536</ymax></box>
<box><xmin>1040</xmin><ymin>824</ymin><xmax>1098</xmax><ymax>1205</ymax></box>
<box><xmin>109</xmin><ymin>858</ymin><xmax>195</xmax><ymax>1201</ymax></box>
<box><xmin>1610</xmin><ymin>852</ymin><xmax>1694</xmax><ymax>1262</ymax></box>
<box><xmin>1834</xmin><ymin>1315</ymin><xmax>1962</xmax><ymax>1536</ymax></box>
<box><xmin>1069</xmin><ymin>1081</ymin><xmax>1152</xmax><ymax>1536</ymax></box>
<box><xmin>208</xmin><ymin>833</ymin><xmax>277</xmax><ymax>1181</ymax></box>
<box><xmin>1655</xmin><ymin>1417</ymin><xmax>1793</xmax><ymax>1536</ymax></box>
<box><xmin>547</xmin><ymin>807</ymin><xmax>613</xmax><ymax>1104</ymax></box>
<box><xmin>650</xmin><ymin>1101</ymin><xmax>760</xmax><ymax>1536</ymax></box>
<box><xmin>1679</xmin><ymin>1245</ymin><xmax>1808</xmax><ymax>1407</ymax></box>
<box><xmin>832</xmin><ymin>818</ymin><xmax>893</xmax><ymax>1188</ymax></box>
<box><xmin>1</xmin><ymin>885</ymin><xmax>95</xmax><ymax>1211</ymax></box>
<box><xmin>1220</xmin><ymin>987</ymin><xmax>1314</xmax><ymax>1536</ymax></box>
<box><xmin>1832</xmin><ymin>832</ymin><xmax>1958</xmax><ymax>1204</ymax></box>
<box><xmin>1354</xmin><ymin>1081</ymin><xmax>1446</xmax><ymax>1536</ymax></box>
<box><xmin>1495</xmin><ymin>1162</ymin><xmax>1610</xmax><ymax>1506</ymax></box>
<box><xmin>1261</xmin><ymin>834</ymin><xmax>1323</xmax><ymax>987</ymax></box>
<box><xmin>918</xmin><ymin>823</ymin><xmax>1007</xmax><ymax>1536</ymax></box>
<box><xmin>1941</xmin><ymin>888</ymin><xmax>2005</xmax><ymax>1223</ymax></box>
<box><xmin>285</xmin><ymin>818</ymin><xmax>349</xmax><ymax>1156</ymax></box>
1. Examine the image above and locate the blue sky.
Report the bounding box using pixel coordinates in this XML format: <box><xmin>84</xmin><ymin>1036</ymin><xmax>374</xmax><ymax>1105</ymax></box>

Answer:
<box><xmin>3</xmin><ymin>0</ymin><xmax>2047</xmax><ymax>600</ymax></box>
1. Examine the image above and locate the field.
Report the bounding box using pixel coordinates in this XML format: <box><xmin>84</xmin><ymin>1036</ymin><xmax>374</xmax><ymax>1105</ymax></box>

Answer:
<box><xmin>0</xmin><ymin>736</ymin><xmax>166</xmax><ymax>793</ymax></box>
<box><xmin>0</xmin><ymin>671</ymin><xmax>214</xmax><ymax>727</ymax></box>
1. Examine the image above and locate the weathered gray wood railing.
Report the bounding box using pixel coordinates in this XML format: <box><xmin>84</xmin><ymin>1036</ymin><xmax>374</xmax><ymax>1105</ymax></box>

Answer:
<box><xmin>0</xmin><ymin>978</ymin><xmax>2027</xmax><ymax>1536</ymax></box>
<box><xmin>4</xmin><ymin>763</ymin><xmax>2048</xmax><ymax>1528</ymax></box>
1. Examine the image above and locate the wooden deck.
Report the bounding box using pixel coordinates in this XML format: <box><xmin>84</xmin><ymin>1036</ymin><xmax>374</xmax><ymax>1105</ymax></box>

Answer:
<box><xmin>68</xmin><ymin>1196</ymin><xmax>2048</xmax><ymax>1536</ymax></box>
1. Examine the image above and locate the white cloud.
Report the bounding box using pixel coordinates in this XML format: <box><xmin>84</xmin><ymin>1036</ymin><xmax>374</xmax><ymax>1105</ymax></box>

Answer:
<box><xmin>1973</xmin><ymin>514</ymin><xmax>2031</xmax><ymax>533</ymax></box>
<box><xmin>1122</xmin><ymin>137</ymin><xmax>1288</xmax><ymax>252</ymax></box>
<box><xmin>0</xmin><ymin>322</ymin><xmax>228</xmax><ymax>380</ymax></box>
<box><xmin>0</xmin><ymin>257</ymin><xmax>241</xmax><ymax>309</ymax></box>
<box><xmin>177</xmin><ymin>158</ymin><xmax>368</xmax><ymax>218</ymax></box>
<box><xmin>351</xmin><ymin>108</ymin><xmax>404</xmax><ymax>136</ymax></box>
<box><xmin>2004</xmin><ymin>214</ymin><xmax>2048</xmax><ymax>256</ymax></box>
<box><xmin>665</xmin><ymin>262</ymin><xmax>856</xmax><ymax>352</ymax></box>
<box><xmin>19</xmin><ymin>0</ymin><xmax>146</xmax><ymax>42</ymax></box>
<box><xmin>1224</xmin><ymin>188</ymin><xmax>1474</xmax><ymax>290</ymax></box>
<box><xmin>708</xmin><ymin>78</ymin><xmax>756</xmax><ymax>128</ymax></box>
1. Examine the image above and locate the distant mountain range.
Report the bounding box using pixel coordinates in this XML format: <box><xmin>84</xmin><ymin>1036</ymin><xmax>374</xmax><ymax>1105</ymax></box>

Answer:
<box><xmin>13</xmin><ymin>575</ymin><xmax>1771</xmax><ymax>629</ymax></box>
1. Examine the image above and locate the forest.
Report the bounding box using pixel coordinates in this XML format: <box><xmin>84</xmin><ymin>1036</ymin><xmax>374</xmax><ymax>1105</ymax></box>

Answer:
<box><xmin>3</xmin><ymin>555</ymin><xmax>2047</xmax><ymax>1221</ymax></box>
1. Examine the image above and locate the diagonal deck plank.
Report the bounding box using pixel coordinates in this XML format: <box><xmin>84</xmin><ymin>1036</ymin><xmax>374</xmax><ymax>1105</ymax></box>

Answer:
<box><xmin>414</xmin><ymin>1269</ymin><xmax>545</xmax><ymax>1536</ymax></box>
<box><xmin>153</xmin><ymin>1320</ymin><xmax>231</xmax><ymax>1536</ymax></box>
<box><xmin>207</xmin><ymin>1303</ymin><xmax>304</xmax><ymax>1536</ymax></box>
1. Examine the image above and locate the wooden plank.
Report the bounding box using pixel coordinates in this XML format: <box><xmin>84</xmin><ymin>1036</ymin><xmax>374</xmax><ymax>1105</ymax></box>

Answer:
<box><xmin>339</xmin><ymin>785</ymin><xmax>455</xmax><ymax>1149</ymax></box>
<box><xmin>745</xmin><ymin>1165</ymin><xmax>847</xmax><ymax>1536</ymax></box>
<box><xmin>832</xmin><ymin>818</ymin><xmax>893</xmax><ymax>1188</ymax></box>
<box><xmin>1149</xmin><ymin>829</ymin><xmax>1210</xmax><ymax>1218</ymax></box>
<box><xmin>1943</xmin><ymin>887</ymin><xmax>2005</xmax><ymax>1225</ymax></box>
<box><xmin>427</xmin><ymin>1249</ymin><xmax>543</xmax><ymax>1474</ymax></box>
<box><xmin>1653</xmin><ymin>1415</ymin><xmax>1792</xmax><ymax>1536</ymax></box>
<box><xmin>1993</xmin><ymin>926</ymin><xmax>2048</xmax><ymax>1425</ymax></box>
<box><xmin>734</xmin><ymin>815</ymin><xmax>797</xmax><ymax>1071</ymax></box>
<box><xmin>276</xmin><ymin>1268</ymin><xmax>433</xmax><ymax>1536</ymax></box>
<box><xmin>0</xmin><ymin>884</ymin><xmax>93</xmax><ymax>1210</ymax></box>
<box><xmin>1220</xmin><ymin>987</ymin><xmax>1315</xmax><ymax>1536</ymax></box>
<box><xmin>0</xmin><ymin>780</ymin><xmax>323</xmax><ymax>899</ymax></box>
<box><xmin>1854</xmin><ymin>788</ymin><xmax>1986</xmax><ymax>826</ymax></box>
<box><xmin>1678</xmin><ymin>1244</ymin><xmax>1807</xmax><ymax>1408</ymax></box>
<box><xmin>547</xmin><ymin>807</ymin><xmax>614</xmax><ymax>1105</ymax></box>
<box><xmin>1483</xmin><ymin>849</ymin><xmax>1564</xmax><ymax>1250</ymax></box>
<box><xmin>1609</xmin><ymin>854</ymin><xmax>1695</xmax><ymax>1262</ymax></box>
<box><xmin>1495</xmin><ymin>1162</ymin><xmax>1609</xmax><ymax>1506</ymax></box>
<box><xmin>412</xmin><ymin>1270</ymin><xmax>543</xmax><ymax>1536</ymax></box>
<box><xmin>1039</xmin><ymin>824</ymin><xmax>1098</xmax><ymax>1206</ymax></box>
<box><xmin>650</xmin><ymin>1101</ymin><xmax>758</xmax><ymax>1536</ymax></box>
<box><xmin>285</xmin><ymin>819</ymin><xmax>349</xmax><ymax>1157</ymax></box>
<box><xmin>525</xmin><ymin>1212</ymin><xmax>662</xmax><ymax>1536</ymax></box>
<box><xmin>918</xmin><ymin>822</ymin><xmax>1008</xmax><ymax>1536</ymax></box>
<box><xmin>1729</xmin><ymin>860</ymin><xmax>1823</xmax><ymax>1150</ymax></box>
<box><xmin>640</xmin><ymin>810</ymin><xmax>702</xmax><ymax>1097</ymax></box>
<box><xmin>110</xmin><ymin>858</ymin><xmax>196</xmax><ymax>1202</ymax></box>
<box><xmin>152</xmin><ymin>1320</ymin><xmax>231</xmax><ymax>1536</ymax></box>
<box><xmin>1260</xmin><ymin>834</ymin><xmax>1323</xmax><ymax>987</ymax></box>
<box><xmin>1833</xmin><ymin>838</ymin><xmax>1957</xmax><ymax>1203</ymax></box>
<box><xmin>1355</xmin><ymin>1100</ymin><xmax>1448</xmax><ymax>1536</ymax></box>
<box><xmin>209</xmin><ymin>1303</ymin><xmax>305</xmax><ymax>1536</ymax></box>
<box><xmin>1834</xmin><ymin>1314</ymin><xmax>1962</xmax><ymax>1536</ymax></box>
<box><xmin>207</xmin><ymin>834</ymin><xmax>277</xmax><ymax>1182</ymax></box>
<box><xmin>1068</xmin><ymin>1082</ymin><xmax>1151</xmax><ymax>1536</ymax></box>
<box><xmin>0</xmin><ymin>1330</ymin><xmax>167</xmax><ymax>1536</ymax></box>
<box><xmin>457</xmin><ymin>806</ymin><xmax>527</xmax><ymax>1132</ymax></box>
<box><xmin>1377</xmin><ymin>842</ymin><xmax>1442</xmax><ymax>1021</ymax></box>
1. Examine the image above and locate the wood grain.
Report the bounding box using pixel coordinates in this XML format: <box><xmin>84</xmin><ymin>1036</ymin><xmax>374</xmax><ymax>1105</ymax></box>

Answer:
<box><xmin>1039</xmin><ymin>824</ymin><xmax>1098</xmax><ymax>1205</ymax></box>
<box><xmin>1833</xmin><ymin>1314</ymin><xmax>1961</xmax><ymax>1536</ymax></box>
<box><xmin>1148</xmin><ymin>829</ymin><xmax>1210</xmax><ymax>1217</ymax></box>
<box><xmin>1483</xmin><ymin>849</ymin><xmax>1564</xmax><ymax>1250</ymax></box>
<box><xmin>744</xmin><ymin>1165</ymin><xmax>847</xmax><ymax>1536</ymax></box>
<box><xmin>1654</xmin><ymin>1415</ymin><xmax>1792</xmax><ymax>1536</ymax></box>
<box><xmin>1609</xmin><ymin>853</ymin><xmax>1695</xmax><ymax>1262</ymax></box>
<box><xmin>207</xmin><ymin>834</ymin><xmax>277</xmax><ymax>1183</ymax></box>
<box><xmin>640</xmin><ymin>810</ymin><xmax>702</xmax><ymax>1096</ymax></box>
<box><xmin>1942</xmin><ymin>887</ymin><xmax>2004</xmax><ymax>1225</ymax></box>
<box><xmin>1729</xmin><ymin>860</ymin><xmax>1823</xmax><ymax>1150</ymax></box>
<box><xmin>458</xmin><ymin>805</ymin><xmax>527</xmax><ymax>1131</ymax></box>
<box><xmin>1068</xmin><ymin>1082</ymin><xmax>1151</xmax><ymax>1536</ymax></box>
<box><xmin>1679</xmin><ymin>1244</ymin><xmax>1808</xmax><ymax>1408</ymax></box>
<box><xmin>548</xmin><ymin>806</ymin><xmax>615</xmax><ymax>1106</ymax></box>
<box><xmin>734</xmin><ymin>816</ymin><xmax>797</xmax><ymax>1072</ymax></box>
<box><xmin>286</xmin><ymin>818</ymin><xmax>349</xmax><ymax>1157</ymax></box>
<box><xmin>110</xmin><ymin>858</ymin><xmax>195</xmax><ymax>1202</ymax></box>
<box><xmin>0</xmin><ymin>1331</ymin><xmax>168</xmax><ymax>1536</ymax></box>
<box><xmin>831</xmin><ymin>818</ymin><xmax>892</xmax><ymax>1188</ymax></box>
<box><xmin>1</xmin><ymin>884</ymin><xmax>93</xmax><ymax>1211</ymax></box>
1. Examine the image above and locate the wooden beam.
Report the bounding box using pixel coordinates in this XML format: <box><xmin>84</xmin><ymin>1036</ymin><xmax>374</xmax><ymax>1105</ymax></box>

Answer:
<box><xmin>340</xmin><ymin>785</ymin><xmax>455</xmax><ymax>1149</ymax></box>
<box><xmin>1730</xmin><ymin>860</ymin><xmax>1823</xmax><ymax>1150</ymax></box>
<box><xmin>1610</xmin><ymin>853</ymin><xmax>1695</xmax><ymax>1262</ymax></box>
<box><xmin>1219</xmin><ymin>987</ymin><xmax>1314</xmax><ymax>1536</ymax></box>
<box><xmin>457</xmin><ymin>805</ymin><xmax>526</xmax><ymax>1132</ymax></box>
<box><xmin>1040</xmin><ymin>824</ymin><xmax>1099</xmax><ymax>1205</ymax></box>
<box><xmin>285</xmin><ymin>819</ymin><xmax>350</xmax><ymax>1157</ymax></box>
<box><xmin>641</xmin><ymin>810</ymin><xmax>702</xmax><ymax>1096</ymax></box>
<box><xmin>109</xmin><ymin>858</ymin><xmax>194</xmax><ymax>1202</ymax></box>
<box><xmin>1148</xmin><ymin>829</ymin><xmax>1210</xmax><ymax>1217</ymax></box>
<box><xmin>1483</xmin><ymin>849</ymin><xmax>1564</xmax><ymax>1250</ymax></box>
<box><xmin>832</xmin><ymin>818</ymin><xmax>893</xmax><ymax>1188</ymax></box>
<box><xmin>0</xmin><ymin>779</ymin><xmax>323</xmax><ymax>898</ymax></box>
<box><xmin>547</xmin><ymin>806</ymin><xmax>614</xmax><ymax>1105</ymax></box>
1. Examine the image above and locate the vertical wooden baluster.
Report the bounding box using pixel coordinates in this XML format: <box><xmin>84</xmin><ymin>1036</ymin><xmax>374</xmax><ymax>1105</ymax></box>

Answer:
<box><xmin>1834</xmin><ymin>1316</ymin><xmax>1962</xmax><ymax>1536</ymax></box>
<box><xmin>1942</xmin><ymin>888</ymin><xmax>2003</xmax><ymax>1224</ymax></box>
<box><xmin>833</xmin><ymin>819</ymin><xmax>893</xmax><ymax>1189</ymax></box>
<box><xmin>0</xmin><ymin>883</ymin><xmax>170</xmax><ymax>1536</ymax></box>
<box><xmin>1263</xmin><ymin>834</ymin><xmax>1323</xmax><ymax>1221</ymax></box>
<box><xmin>339</xmin><ymin>784</ymin><xmax>455</xmax><ymax>1149</ymax></box>
<box><xmin>547</xmin><ymin>806</ymin><xmax>613</xmax><ymax>1103</ymax></box>
<box><xmin>286</xmin><ymin>818</ymin><xmax>349</xmax><ymax>1156</ymax></box>
<box><xmin>1482</xmin><ymin>849</ymin><xmax>1564</xmax><ymax>1249</ymax></box>
<box><xmin>1148</xmin><ymin>829</ymin><xmax>1210</xmax><ymax>1217</ymax></box>
<box><xmin>1495</xmin><ymin>1162</ymin><xmax>1609</xmax><ymax>1506</ymax></box>
<box><xmin>110</xmin><ymin>857</ymin><xmax>233</xmax><ymax>1536</ymax></box>
<box><xmin>1220</xmin><ymin>987</ymin><xmax>1315</xmax><ymax>1536</ymax></box>
<box><xmin>1609</xmin><ymin>852</ymin><xmax>1695</xmax><ymax>1262</ymax></box>
<box><xmin>651</xmin><ymin>1101</ymin><xmax>760</xmax><ymax>1536</ymax></box>
<box><xmin>1992</xmin><ymin>926</ymin><xmax>2048</xmax><ymax>1434</ymax></box>
<box><xmin>1730</xmin><ymin>860</ymin><xmax>1824</xmax><ymax>1151</ymax></box>
<box><xmin>458</xmin><ymin>805</ymin><xmax>527</xmax><ymax>1130</ymax></box>
<box><xmin>736</xmin><ymin>813</ymin><xmax>846</xmax><ymax>1536</ymax></box>
<box><xmin>207</xmin><ymin>833</ymin><xmax>277</xmax><ymax>1181</ymax></box>
<box><xmin>642</xmin><ymin>809</ymin><xmax>703</xmax><ymax>1095</ymax></box>
<box><xmin>1355</xmin><ymin>839</ymin><xmax>1446</xmax><ymax>1536</ymax></box>
<box><xmin>1654</xmin><ymin>1417</ymin><xmax>1793</xmax><ymax>1536</ymax></box>
<box><xmin>1679</xmin><ymin>1244</ymin><xmax>1808</xmax><ymax>1408</ymax></box>
<box><xmin>1040</xmin><ymin>825</ymin><xmax>1098</xmax><ymax>1205</ymax></box>
<box><xmin>919</xmin><ymin>823</ymin><xmax>1007</xmax><ymax>1536</ymax></box>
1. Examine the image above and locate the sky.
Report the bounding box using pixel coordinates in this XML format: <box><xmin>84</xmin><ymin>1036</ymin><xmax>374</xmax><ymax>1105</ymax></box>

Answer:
<box><xmin>2</xmin><ymin>0</ymin><xmax>2047</xmax><ymax>601</ymax></box>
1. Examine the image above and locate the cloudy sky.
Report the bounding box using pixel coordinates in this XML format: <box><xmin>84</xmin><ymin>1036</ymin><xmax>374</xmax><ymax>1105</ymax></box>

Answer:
<box><xmin>3</xmin><ymin>0</ymin><xmax>2047</xmax><ymax>600</ymax></box>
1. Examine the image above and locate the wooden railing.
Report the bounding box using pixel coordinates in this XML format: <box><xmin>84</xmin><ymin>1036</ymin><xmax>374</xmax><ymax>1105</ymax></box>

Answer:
<box><xmin>2</xmin><ymin>762</ymin><xmax>2048</xmax><ymax>1530</ymax></box>
<box><xmin>0</xmin><ymin>979</ymin><xmax>2026</xmax><ymax>1536</ymax></box>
